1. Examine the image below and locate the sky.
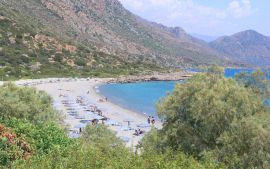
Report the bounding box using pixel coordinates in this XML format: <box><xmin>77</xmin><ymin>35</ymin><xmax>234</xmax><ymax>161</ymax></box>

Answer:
<box><xmin>119</xmin><ymin>0</ymin><xmax>270</xmax><ymax>37</ymax></box>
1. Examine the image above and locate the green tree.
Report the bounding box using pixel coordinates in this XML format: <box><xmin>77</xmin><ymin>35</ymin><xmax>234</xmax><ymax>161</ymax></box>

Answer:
<box><xmin>216</xmin><ymin>116</ymin><xmax>270</xmax><ymax>168</ymax></box>
<box><xmin>157</xmin><ymin>73</ymin><xmax>265</xmax><ymax>155</ymax></box>
<box><xmin>0</xmin><ymin>83</ymin><xmax>60</xmax><ymax>123</ymax></box>
<box><xmin>1</xmin><ymin>118</ymin><xmax>72</xmax><ymax>155</ymax></box>
<box><xmin>236</xmin><ymin>70</ymin><xmax>270</xmax><ymax>99</ymax></box>
<box><xmin>0</xmin><ymin>124</ymin><xmax>32</xmax><ymax>166</ymax></box>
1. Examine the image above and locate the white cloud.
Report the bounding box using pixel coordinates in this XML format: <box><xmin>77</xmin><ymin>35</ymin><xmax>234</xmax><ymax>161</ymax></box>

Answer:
<box><xmin>119</xmin><ymin>0</ymin><xmax>255</xmax><ymax>35</ymax></box>
<box><xmin>227</xmin><ymin>0</ymin><xmax>252</xmax><ymax>18</ymax></box>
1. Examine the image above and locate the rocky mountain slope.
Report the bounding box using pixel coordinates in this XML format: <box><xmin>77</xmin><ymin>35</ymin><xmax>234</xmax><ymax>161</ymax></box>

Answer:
<box><xmin>0</xmin><ymin>12</ymin><xmax>160</xmax><ymax>79</ymax></box>
<box><xmin>210</xmin><ymin>30</ymin><xmax>270</xmax><ymax>67</ymax></box>
<box><xmin>0</xmin><ymin>0</ymin><xmax>231</xmax><ymax>69</ymax></box>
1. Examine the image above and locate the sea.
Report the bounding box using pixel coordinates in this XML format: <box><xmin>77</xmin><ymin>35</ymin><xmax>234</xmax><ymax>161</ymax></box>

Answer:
<box><xmin>99</xmin><ymin>68</ymin><xmax>270</xmax><ymax>117</ymax></box>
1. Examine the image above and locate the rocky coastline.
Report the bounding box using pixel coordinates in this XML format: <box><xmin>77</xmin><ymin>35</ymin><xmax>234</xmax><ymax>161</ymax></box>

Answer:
<box><xmin>106</xmin><ymin>71</ymin><xmax>195</xmax><ymax>84</ymax></box>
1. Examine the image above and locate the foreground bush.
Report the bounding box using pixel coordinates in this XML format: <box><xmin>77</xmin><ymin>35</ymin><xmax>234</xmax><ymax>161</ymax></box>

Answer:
<box><xmin>12</xmin><ymin>125</ymin><xmax>221</xmax><ymax>169</ymax></box>
<box><xmin>0</xmin><ymin>124</ymin><xmax>32</xmax><ymax>166</ymax></box>
<box><xmin>0</xmin><ymin>84</ymin><xmax>70</xmax><ymax>167</ymax></box>
<box><xmin>1</xmin><ymin>118</ymin><xmax>72</xmax><ymax>155</ymax></box>
<box><xmin>0</xmin><ymin>83</ymin><xmax>60</xmax><ymax>123</ymax></box>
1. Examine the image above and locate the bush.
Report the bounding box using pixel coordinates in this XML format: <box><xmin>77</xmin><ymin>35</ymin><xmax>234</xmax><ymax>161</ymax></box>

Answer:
<box><xmin>157</xmin><ymin>73</ymin><xmax>265</xmax><ymax>155</ymax></box>
<box><xmin>0</xmin><ymin>124</ymin><xmax>32</xmax><ymax>166</ymax></box>
<box><xmin>0</xmin><ymin>83</ymin><xmax>60</xmax><ymax>123</ymax></box>
<box><xmin>1</xmin><ymin>118</ymin><xmax>72</xmax><ymax>155</ymax></box>
<box><xmin>216</xmin><ymin>117</ymin><xmax>270</xmax><ymax>168</ymax></box>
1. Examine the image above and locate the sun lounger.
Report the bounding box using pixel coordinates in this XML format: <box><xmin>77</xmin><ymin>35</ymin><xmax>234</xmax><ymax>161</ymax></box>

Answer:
<box><xmin>105</xmin><ymin>120</ymin><xmax>122</xmax><ymax>126</ymax></box>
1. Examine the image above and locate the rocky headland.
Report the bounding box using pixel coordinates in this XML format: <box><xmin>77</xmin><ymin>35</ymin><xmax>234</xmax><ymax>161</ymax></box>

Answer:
<box><xmin>107</xmin><ymin>71</ymin><xmax>194</xmax><ymax>83</ymax></box>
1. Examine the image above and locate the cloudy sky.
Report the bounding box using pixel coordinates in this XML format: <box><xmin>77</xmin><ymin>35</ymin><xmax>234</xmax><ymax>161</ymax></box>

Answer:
<box><xmin>119</xmin><ymin>0</ymin><xmax>270</xmax><ymax>36</ymax></box>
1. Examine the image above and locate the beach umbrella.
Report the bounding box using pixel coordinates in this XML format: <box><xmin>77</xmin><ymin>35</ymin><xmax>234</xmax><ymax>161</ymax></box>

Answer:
<box><xmin>74</xmin><ymin>123</ymin><xmax>87</xmax><ymax>128</ymax></box>
<box><xmin>80</xmin><ymin>120</ymin><xmax>92</xmax><ymax>124</ymax></box>
<box><xmin>105</xmin><ymin>120</ymin><xmax>121</xmax><ymax>126</ymax></box>
<box><xmin>68</xmin><ymin>105</ymin><xmax>83</xmax><ymax>110</ymax></box>
<box><xmin>123</xmin><ymin>118</ymin><xmax>134</xmax><ymax>122</ymax></box>
<box><xmin>75</xmin><ymin>116</ymin><xmax>85</xmax><ymax>120</ymax></box>
<box><xmin>84</xmin><ymin>112</ymin><xmax>98</xmax><ymax>119</ymax></box>
<box><xmin>85</xmin><ymin>111</ymin><xmax>101</xmax><ymax>118</ymax></box>
<box><xmin>137</xmin><ymin>123</ymin><xmax>151</xmax><ymax>128</ymax></box>
<box><xmin>100</xmin><ymin>117</ymin><xmax>108</xmax><ymax>121</ymax></box>
<box><xmin>121</xmin><ymin>126</ymin><xmax>131</xmax><ymax>131</ymax></box>
<box><xmin>123</xmin><ymin>118</ymin><xmax>134</xmax><ymax>126</ymax></box>
<box><xmin>93</xmin><ymin>115</ymin><xmax>104</xmax><ymax>120</ymax></box>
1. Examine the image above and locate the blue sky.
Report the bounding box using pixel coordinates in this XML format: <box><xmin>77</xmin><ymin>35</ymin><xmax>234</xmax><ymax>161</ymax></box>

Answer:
<box><xmin>119</xmin><ymin>0</ymin><xmax>270</xmax><ymax>36</ymax></box>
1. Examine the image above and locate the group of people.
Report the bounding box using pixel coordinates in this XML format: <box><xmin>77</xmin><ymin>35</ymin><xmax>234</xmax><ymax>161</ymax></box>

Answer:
<box><xmin>147</xmin><ymin>116</ymin><xmax>155</xmax><ymax>125</ymax></box>
<box><xmin>134</xmin><ymin>129</ymin><xmax>145</xmax><ymax>136</ymax></box>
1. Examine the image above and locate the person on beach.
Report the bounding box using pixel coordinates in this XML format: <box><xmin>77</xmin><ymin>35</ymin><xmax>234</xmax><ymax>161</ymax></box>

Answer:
<box><xmin>151</xmin><ymin>116</ymin><xmax>155</xmax><ymax>125</ymax></box>
<box><xmin>147</xmin><ymin>116</ymin><xmax>151</xmax><ymax>124</ymax></box>
<box><xmin>134</xmin><ymin>129</ymin><xmax>139</xmax><ymax>136</ymax></box>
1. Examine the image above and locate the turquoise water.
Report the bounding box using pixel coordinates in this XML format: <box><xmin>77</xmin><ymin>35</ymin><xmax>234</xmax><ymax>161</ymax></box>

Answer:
<box><xmin>100</xmin><ymin>69</ymin><xmax>269</xmax><ymax>117</ymax></box>
<box><xmin>99</xmin><ymin>81</ymin><xmax>179</xmax><ymax>118</ymax></box>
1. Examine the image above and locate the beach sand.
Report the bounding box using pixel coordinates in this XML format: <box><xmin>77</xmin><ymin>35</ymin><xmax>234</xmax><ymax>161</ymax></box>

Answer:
<box><xmin>24</xmin><ymin>78</ymin><xmax>162</xmax><ymax>150</ymax></box>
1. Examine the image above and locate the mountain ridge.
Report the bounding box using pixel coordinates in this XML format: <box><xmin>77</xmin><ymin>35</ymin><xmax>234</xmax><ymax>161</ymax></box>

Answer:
<box><xmin>0</xmin><ymin>0</ymin><xmax>233</xmax><ymax>68</ymax></box>
<box><xmin>210</xmin><ymin>29</ymin><xmax>270</xmax><ymax>67</ymax></box>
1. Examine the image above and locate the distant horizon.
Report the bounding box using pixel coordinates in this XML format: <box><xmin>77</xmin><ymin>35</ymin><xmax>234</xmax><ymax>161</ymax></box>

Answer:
<box><xmin>119</xmin><ymin>0</ymin><xmax>270</xmax><ymax>37</ymax></box>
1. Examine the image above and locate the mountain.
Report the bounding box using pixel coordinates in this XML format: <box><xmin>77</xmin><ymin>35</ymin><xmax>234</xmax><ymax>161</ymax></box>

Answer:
<box><xmin>192</xmin><ymin>34</ymin><xmax>218</xmax><ymax>42</ymax></box>
<box><xmin>210</xmin><ymin>30</ymin><xmax>270</xmax><ymax>67</ymax></box>
<box><xmin>0</xmin><ymin>8</ymin><xmax>160</xmax><ymax>79</ymax></box>
<box><xmin>0</xmin><ymin>0</ymin><xmax>232</xmax><ymax>72</ymax></box>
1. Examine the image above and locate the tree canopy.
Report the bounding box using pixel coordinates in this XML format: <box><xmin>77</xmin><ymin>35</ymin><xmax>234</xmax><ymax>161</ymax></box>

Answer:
<box><xmin>0</xmin><ymin>83</ymin><xmax>60</xmax><ymax>123</ymax></box>
<box><xmin>153</xmin><ymin>71</ymin><xmax>270</xmax><ymax>168</ymax></box>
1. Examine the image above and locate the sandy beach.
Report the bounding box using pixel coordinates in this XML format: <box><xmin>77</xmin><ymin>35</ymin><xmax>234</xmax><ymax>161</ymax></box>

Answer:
<box><xmin>13</xmin><ymin>78</ymin><xmax>162</xmax><ymax>150</ymax></box>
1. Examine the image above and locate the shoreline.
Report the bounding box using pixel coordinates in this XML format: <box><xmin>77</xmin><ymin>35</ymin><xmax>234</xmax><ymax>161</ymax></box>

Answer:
<box><xmin>92</xmin><ymin>82</ymin><xmax>150</xmax><ymax>120</ymax></box>
<box><xmin>17</xmin><ymin>78</ymin><xmax>162</xmax><ymax>150</ymax></box>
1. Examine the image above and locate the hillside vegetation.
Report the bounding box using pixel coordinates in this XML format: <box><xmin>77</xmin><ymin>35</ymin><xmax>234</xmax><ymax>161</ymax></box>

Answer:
<box><xmin>0</xmin><ymin>13</ymin><xmax>162</xmax><ymax>80</ymax></box>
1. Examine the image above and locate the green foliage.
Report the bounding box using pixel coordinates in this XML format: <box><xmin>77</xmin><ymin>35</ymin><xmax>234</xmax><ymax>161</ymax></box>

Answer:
<box><xmin>140</xmin><ymin>127</ymin><xmax>164</xmax><ymax>153</ymax></box>
<box><xmin>12</xmin><ymin>125</ymin><xmax>221</xmax><ymax>169</ymax></box>
<box><xmin>150</xmin><ymin>70</ymin><xmax>270</xmax><ymax>168</ymax></box>
<box><xmin>0</xmin><ymin>83</ymin><xmax>60</xmax><ymax>123</ymax></box>
<box><xmin>216</xmin><ymin>117</ymin><xmax>270</xmax><ymax>168</ymax></box>
<box><xmin>74</xmin><ymin>58</ymin><xmax>86</xmax><ymax>67</ymax></box>
<box><xmin>236</xmin><ymin>69</ymin><xmax>270</xmax><ymax>99</ymax></box>
<box><xmin>1</xmin><ymin>118</ymin><xmax>72</xmax><ymax>155</ymax></box>
<box><xmin>0</xmin><ymin>84</ymin><xmax>71</xmax><ymax>167</ymax></box>
<box><xmin>0</xmin><ymin>86</ymin><xmax>223</xmax><ymax>169</ymax></box>
<box><xmin>81</xmin><ymin>125</ymin><xmax>125</xmax><ymax>149</ymax></box>
<box><xmin>157</xmin><ymin>73</ymin><xmax>265</xmax><ymax>155</ymax></box>
<box><xmin>0</xmin><ymin>124</ymin><xmax>32</xmax><ymax>166</ymax></box>
<box><xmin>207</xmin><ymin>65</ymin><xmax>224</xmax><ymax>76</ymax></box>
